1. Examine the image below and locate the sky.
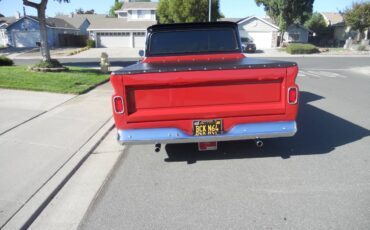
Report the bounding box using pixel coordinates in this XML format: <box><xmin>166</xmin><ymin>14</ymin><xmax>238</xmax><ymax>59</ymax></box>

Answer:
<box><xmin>0</xmin><ymin>0</ymin><xmax>353</xmax><ymax>18</ymax></box>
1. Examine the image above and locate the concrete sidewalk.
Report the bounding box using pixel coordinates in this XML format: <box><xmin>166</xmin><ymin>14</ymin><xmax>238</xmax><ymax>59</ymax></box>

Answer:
<box><xmin>0</xmin><ymin>83</ymin><xmax>113</xmax><ymax>229</ymax></box>
<box><xmin>29</xmin><ymin>129</ymin><xmax>124</xmax><ymax>230</ymax></box>
<box><xmin>0</xmin><ymin>89</ymin><xmax>75</xmax><ymax>135</ymax></box>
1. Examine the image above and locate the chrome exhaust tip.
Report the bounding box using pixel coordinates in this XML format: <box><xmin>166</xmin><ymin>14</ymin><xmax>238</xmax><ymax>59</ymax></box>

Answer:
<box><xmin>255</xmin><ymin>139</ymin><xmax>264</xmax><ymax>148</ymax></box>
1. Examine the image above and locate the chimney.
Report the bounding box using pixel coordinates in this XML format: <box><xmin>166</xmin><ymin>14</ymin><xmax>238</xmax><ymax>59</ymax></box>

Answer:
<box><xmin>23</xmin><ymin>6</ymin><xmax>26</xmax><ymax>16</ymax></box>
<box><xmin>15</xmin><ymin>11</ymin><xmax>21</xmax><ymax>19</ymax></box>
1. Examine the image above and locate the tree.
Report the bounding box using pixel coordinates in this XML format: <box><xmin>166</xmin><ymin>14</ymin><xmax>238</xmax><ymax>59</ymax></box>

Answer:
<box><xmin>75</xmin><ymin>8</ymin><xmax>95</xmax><ymax>14</ymax></box>
<box><xmin>0</xmin><ymin>13</ymin><xmax>4</xmax><ymax>17</ymax></box>
<box><xmin>344</xmin><ymin>1</ymin><xmax>370</xmax><ymax>40</ymax></box>
<box><xmin>304</xmin><ymin>12</ymin><xmax>333</xmax><ymax>45</ymax></box>
<box><xmin>255</xmin><ymin>0</ymin><xmax>314</xmax><ymax>44</ymax></box>
<box><xmin>304</xmin><ymin>12</ymin><xmax>327</xmax><ymax>36</ymax></box>
<box><xmin>109</xmin><ymin>0</ymin><xmax>123</xmax><ymax>17</ymax></box>
<box><xmin>22</xmin><ymin>0</ymin><xmax>70</xmax><ymax>61</ymax></box>
<box><xmin>157</xmin><ymin>0</ymin><xmax>222</xmax><ymax>23</ymax></box>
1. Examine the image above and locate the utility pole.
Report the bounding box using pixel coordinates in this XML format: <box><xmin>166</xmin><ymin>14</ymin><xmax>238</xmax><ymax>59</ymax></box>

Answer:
<box><xmin>208</xmin><ymin>0</ymin><xmax>211</xmax><ymax>22</ymax></box>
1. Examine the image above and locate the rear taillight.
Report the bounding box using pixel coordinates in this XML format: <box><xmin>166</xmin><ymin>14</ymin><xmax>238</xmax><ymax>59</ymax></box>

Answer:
<box><xmin>288</xmin><ymin>87</ymin><xmax>298</xmax><ymax>104</ymax></box>
<box><xmin>113</xmin><ymin>96</ymin><xmax>124</xmax><ymax>114</ymax></box>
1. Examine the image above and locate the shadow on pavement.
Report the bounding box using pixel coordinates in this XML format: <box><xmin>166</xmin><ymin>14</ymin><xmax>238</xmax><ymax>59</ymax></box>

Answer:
<box><xmin>165</xmin><ymin>91</ymin><xmax>370</xmax><ymax>164</ymax></box>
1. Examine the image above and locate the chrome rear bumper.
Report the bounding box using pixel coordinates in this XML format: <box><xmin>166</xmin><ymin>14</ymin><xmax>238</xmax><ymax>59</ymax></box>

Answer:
<box><xmin>117</xmin><ymin>121</ymin><xmax>297</xmax><ymax>145</ymax></box>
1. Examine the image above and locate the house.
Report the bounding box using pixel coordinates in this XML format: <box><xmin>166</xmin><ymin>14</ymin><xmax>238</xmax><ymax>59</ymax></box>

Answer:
<box><xmin>285</xmin><ymin>24</ymin><xmax>311</xmax><ymax>43</ymax></box>
<box><xmin>87</xmin><ymin>2</ymin><xmax>158</xmax><ymax>48</ymax></box>
<box><xmin>56</xmin><ymin>14</ymin><xmax>91</xmax><ymax>35</ymax></box>
<box><xmin>0</xmin><ymin>13</ymin><xmax>88</xmax><ymax>47</ymax></box>
<box><xmin>115</xmin><ymin>2</ymin><xmax>157</xmax><ymax>21</ymax></box>
<box><xmin>220</xmin><ymin>16</ymin><xmax>310</xmax><ymax>49</ymax></box>
<box><xmin>236</xmin><ymin>16</ymin><xmax>280</xmax><ymax>48</ymax></box>
<box><xmin>320</xmin><ymin>12</ymin><xmax>347</xmax><ymax>42</ymax></box>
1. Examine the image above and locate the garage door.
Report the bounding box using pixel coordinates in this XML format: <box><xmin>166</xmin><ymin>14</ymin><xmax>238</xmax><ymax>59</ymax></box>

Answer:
<box><xmin>14</xmin><ymin>31</ymin><xmax>40</xmax><ymax>47</ymax></box>
<box><xmin>97</xmin><ymin>32</ymin><xmax>131</xmax><ymax>48</ymax></box>
<box><xmin>241</xmin><ymin>31</ymin><xmax>273</xmax><ymax>49</ymax></box>
<box><xmin>133</xmin><ymin>32</ymin><xmax>146</xmax><ymax>48</ymax></box>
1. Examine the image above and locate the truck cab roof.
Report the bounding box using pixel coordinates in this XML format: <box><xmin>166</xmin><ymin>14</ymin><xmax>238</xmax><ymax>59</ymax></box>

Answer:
<box><xmin>145</xmin><ymin>21</ymin><xmax>242</xmax><ymax>57</ymax></box>
<box><xmin>147</xmin><ymin>21</ymin><xmax>239</xmax><ymax>32</ymax></box>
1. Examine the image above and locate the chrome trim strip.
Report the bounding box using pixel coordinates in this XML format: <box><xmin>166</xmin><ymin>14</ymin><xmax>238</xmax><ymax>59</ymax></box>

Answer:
<box><xmin>117</xmin><ymin>121</ymin><xmax>297</xmax><ymax>145</ymax></box>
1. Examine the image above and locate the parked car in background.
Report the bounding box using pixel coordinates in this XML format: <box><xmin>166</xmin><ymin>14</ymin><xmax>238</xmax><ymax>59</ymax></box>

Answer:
<box><xmin>241</xmin><ymin>37</ymin><xmax>256</xmax><ymax>53</ymax></box>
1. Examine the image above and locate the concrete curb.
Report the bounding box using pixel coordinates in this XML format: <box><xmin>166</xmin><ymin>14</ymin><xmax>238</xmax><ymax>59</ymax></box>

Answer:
<box><xmin>2</xmin><ymin>117</ymin><xmax>115</xmax><ymax>230</ymax></box>
<box><xmin>29</xmin><ymin>130</ymin><xmax>126</xmax><ymax>230</ymax></box>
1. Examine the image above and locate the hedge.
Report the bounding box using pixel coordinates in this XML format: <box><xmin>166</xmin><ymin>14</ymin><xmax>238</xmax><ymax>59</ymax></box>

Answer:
<box><xmin>86</xmin><ymin>39</ymin><xmax>96</xmax><ymax>48</ymax></box>
<box><xmin>0</xmin><ymin>56</ymin><xmax>14</xmax><ymax>66</ymax></box>
<box><xmin>286</xmin><ymin>43</ymin><xmax>319</xmax><ymax>54</ymax></box>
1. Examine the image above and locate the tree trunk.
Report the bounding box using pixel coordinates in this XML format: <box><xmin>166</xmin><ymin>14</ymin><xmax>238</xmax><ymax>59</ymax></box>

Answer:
<box><xmin>280</xmin><ymin>31</ymin><xmax>285</xmax><ymax>47</ymax></box>
<box><xmin>23</xmin><ymin>0</ymin><xmax>50</xmax><ymax>61</ymax></box>
<box><xmin>37</xmin><ymin>7</ymin><xmax>51</xmax><ymax>61</ymax></box>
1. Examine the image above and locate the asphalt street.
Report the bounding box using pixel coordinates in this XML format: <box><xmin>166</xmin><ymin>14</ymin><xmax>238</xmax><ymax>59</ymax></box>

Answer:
<box><xmin>73</xmin><ymin>56</ymin><xmax>370</xmax><ymax>230</ymax></box>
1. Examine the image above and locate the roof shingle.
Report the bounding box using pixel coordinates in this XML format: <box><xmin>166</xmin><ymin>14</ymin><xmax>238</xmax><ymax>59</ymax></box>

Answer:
<box><xmin>321</xmin><ymin>12</ymin><xmax>344</xmax><ymax>26</ymax></box>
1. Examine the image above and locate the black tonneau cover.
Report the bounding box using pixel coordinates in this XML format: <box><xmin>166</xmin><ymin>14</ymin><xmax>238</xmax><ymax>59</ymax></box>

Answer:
<box><xmin>113</xmin><ymin>57</ymin><xmax>297</xmax><ymax>75</ymax></box>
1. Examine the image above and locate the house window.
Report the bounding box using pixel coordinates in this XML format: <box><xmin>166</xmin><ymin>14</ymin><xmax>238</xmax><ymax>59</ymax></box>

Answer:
<box><xmin>133</xmin><ymin>32</ymin><xmax>145</xmax><ymax>36</ymax></box>
<box><xmin>289</xmin><ymin>32</ymin><xmax>300</xmax><ymax>41</ymax></box>
<box><xmin>119</xmin><ymin>12</ymin><xmax>127</xmax><ymax>18</ymax></box>
<box><xmin>137</xmin><ymin>10</ymin><xmax>144</xmax><ymax>18</ymax></box>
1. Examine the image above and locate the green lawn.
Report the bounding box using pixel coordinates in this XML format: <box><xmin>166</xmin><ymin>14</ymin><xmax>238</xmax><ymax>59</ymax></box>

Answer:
<box><xmin>0</xmin><ymin>66</ymin><xmax>109</xmax><ymax>94</ymax></box>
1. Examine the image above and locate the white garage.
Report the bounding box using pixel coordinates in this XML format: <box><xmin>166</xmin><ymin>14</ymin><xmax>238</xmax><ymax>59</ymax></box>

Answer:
<box><xmin>97</xmin><ymin>32</ymin><xmax>131</xmax><ymax>48</ymax></box>
<box><xmin>87</xmin><ymin>17</ymin><xmax>155</xmax><ymax>48</ymax></box>
<box><xmin>237</xmin><ymin>16</ymin><xmax>279</xmax><ymax>49</ymax></box>
<box><xmin>243</xmin><ymin>31</ymin><xmax>273</xmax><ymax>49</ymax></box>
<box><xmin>13</xmin><ymin>31</ymin><xmax>40</xmax><ymax>47</ymax></box>
<box><xmin>133</xmin><ymin>32</ymin><xmax>146</xmax><ymax>48</ymax></box>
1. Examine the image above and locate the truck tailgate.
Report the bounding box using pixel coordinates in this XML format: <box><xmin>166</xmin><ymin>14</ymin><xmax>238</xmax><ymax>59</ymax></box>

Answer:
<box><xmin>123</xmin><ymin>68</ymin><xmax>286</xmax><ymax>123</ymax></box>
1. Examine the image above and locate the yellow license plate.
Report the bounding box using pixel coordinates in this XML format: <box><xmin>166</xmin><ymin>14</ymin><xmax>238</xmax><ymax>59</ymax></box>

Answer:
<box><xmin>193</xmin><ymin>120</ymin><xmax>223</xmax><ymax>136</ymax></box>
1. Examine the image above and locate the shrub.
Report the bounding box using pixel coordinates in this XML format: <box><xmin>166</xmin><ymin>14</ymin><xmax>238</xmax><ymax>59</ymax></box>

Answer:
<box><xmin>34</xmin><ymin>59</ymin><xmax>63</xmax><ymax>68</ymax></box>
<box><xmin>0</xmin><ymin>56</ymin><xmax>14</xmax><ymax>66</ymax></box>
<box><xmin>357</xmin><ymin>45</ymin><xmax>368</xmax><ymax>51</ymax></box>
<box><xmin>86</xmin><ymin>39</ymin><xmax>96</xmax><ymax>48</ymax></box>
<box><xmin>286</xmin><ymin>43</ymin><xmax>320</xmax><ymax>54</ymax></box>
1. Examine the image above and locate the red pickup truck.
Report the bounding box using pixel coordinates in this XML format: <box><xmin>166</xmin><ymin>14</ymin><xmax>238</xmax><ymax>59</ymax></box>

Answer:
<box><xmin>111</xmin><ymin>22</ymin><xmax>299</xmax><ymax>150</ymax></box>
